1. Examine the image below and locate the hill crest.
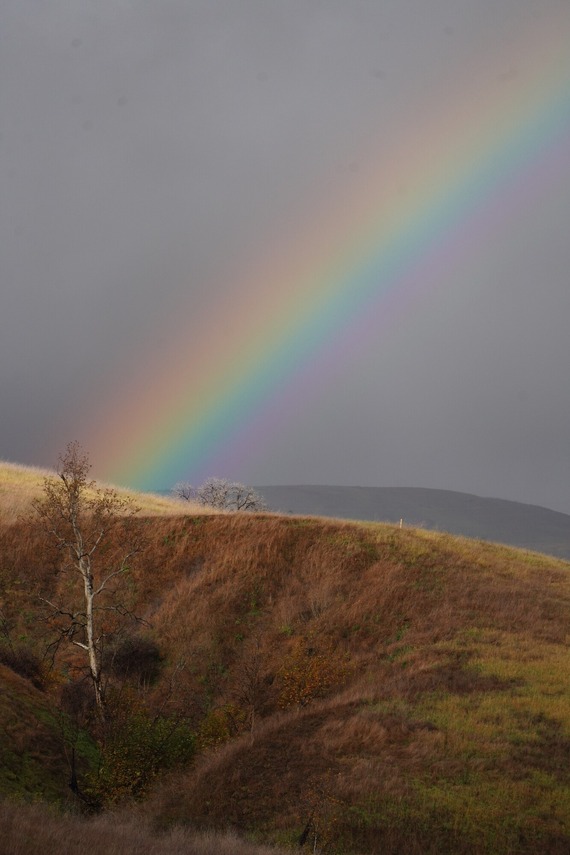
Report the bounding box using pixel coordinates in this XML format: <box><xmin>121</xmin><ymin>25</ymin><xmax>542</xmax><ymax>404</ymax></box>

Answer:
<box><xmin>256</xmin><ymin>485</ymin><xmax>570</xmax><ymax>559</ymax></box>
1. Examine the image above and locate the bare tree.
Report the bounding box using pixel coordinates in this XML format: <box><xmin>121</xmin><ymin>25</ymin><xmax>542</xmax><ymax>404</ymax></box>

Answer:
<box><xmin>32</xmin><ymin>442</ymin><xmax>141</xmax><ymax>720</ymax></box>
<box><xmin>231</xmin><ymin>638</ymin><xmax>271</xmax><ymax>740</ymax></box>
<box><xmin>173</xmin><ymin>477</ymin><xmax>267</xmax><ymax>512</ymax></box>
<box><xmin>171</xmin><ymin>481</ymin><xmax>196</xmax><ymax>502</ymax></box>
<box><xmin>228</xmin><ymin>481</ymin><xmax>267</xmax><ymax>512</ymax></box>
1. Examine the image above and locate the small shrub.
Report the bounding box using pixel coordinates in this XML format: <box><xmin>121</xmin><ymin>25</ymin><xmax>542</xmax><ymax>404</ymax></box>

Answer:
<box><xmin>0</xmin><ymin>643</ymin><xmax>44</xmax><ymax>689</ymax></box>
<box><xmin>108</xmin><ymin>635</ymin><xmax>164</xmax><ymax>685</ymax></box>
<box><xmin>89</xmin><ymin>708</ymin><xmax>195</xmax><ymax>804</ymax></box>
<box><xmin>196</xmin><ymin>704</ymin><xmax>246</xmax><ymax>750</ymax></box>
<box><xmin>277</xmin><ymin>639</ymin><xmax>350</xmax><ymax>708</ymax></box>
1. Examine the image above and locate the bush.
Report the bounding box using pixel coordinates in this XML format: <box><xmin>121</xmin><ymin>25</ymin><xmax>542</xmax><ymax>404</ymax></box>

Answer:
<box><xmin>108</xmin><ymin>635</ymin><xmax>164</xmax><ymax>685</ymax></box>
<box><xmin>0</xmin><ymin>643</ymin><xmax>44</xmax><ymax>689</ymax></box>
<box><xmin>90</xmin><ymin>709</ymin><xmax>195</xmax><ymax>803</ymax></box>
<box><xmin>277</xmin><ymin>639</ymin><xmax>349</xmax><ymax>708</ymax></box>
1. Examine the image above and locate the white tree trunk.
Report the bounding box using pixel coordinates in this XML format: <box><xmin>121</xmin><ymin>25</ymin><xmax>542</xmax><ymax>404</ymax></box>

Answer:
<box><xmin>80</xmin><ymin>555</ymin><xmax>105</xmax><ymax>719</ymax></box>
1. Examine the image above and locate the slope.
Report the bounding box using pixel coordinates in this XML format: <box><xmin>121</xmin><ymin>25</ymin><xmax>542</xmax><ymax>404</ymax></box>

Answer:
<box><xmin>257</xmin><ymin>485</ymin><xmax>570</xmax><ymax>559</ymax></box>
<box><xmin>1</xmin><ymin>483</ymin><xmax>570</xmax><ymax>852</ymax></box>
<box><xmin>0</xmin><ymin>460</ymin><xmax>206</xmax><ymax>522</ymax></box>
<box><xmin>133</xmin><ymin>515</ymin><xmax>570</xmax><ymax>853</ymax></box>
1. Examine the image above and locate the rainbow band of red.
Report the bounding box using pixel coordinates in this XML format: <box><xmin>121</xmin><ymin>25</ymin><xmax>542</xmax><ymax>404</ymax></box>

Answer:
<box><xmin>87</xmin><ymin>14</ymin><xmax>570</xmax><ymax>491</ymax></box>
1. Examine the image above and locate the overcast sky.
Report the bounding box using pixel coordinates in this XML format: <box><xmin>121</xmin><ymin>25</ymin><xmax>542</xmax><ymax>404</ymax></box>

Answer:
<box><xmin>2</xmin><ymin>1</ymin><xmax>570</xmax><ymax>512</ymax></box>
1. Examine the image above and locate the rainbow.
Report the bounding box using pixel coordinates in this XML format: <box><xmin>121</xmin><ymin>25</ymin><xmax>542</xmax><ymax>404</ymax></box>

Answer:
<box><xmin>87</xmin><ymin>14</ymin><xmax>570</xmax><ymax>491</ymax></box>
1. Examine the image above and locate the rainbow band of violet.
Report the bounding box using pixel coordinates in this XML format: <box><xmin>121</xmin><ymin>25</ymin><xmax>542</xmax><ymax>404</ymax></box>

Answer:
<box><xmin>88</xmin><ymin>13</ymin><xmax>570</xmax><ymax>491</ymax></box>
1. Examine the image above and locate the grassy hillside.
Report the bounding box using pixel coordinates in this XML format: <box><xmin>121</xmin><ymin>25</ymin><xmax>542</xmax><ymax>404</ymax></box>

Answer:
<box><xmin>0</xmin><ymin>460</ymin><xmax>206</xmax><ymax>522</ymax></box>
<box><xmin>1</xmin><ymin>464</ymin><xmax>570</xmax><ymax>853</ymax></box>
<box><xmin>258</xmin><ymin>485</ymin><xmax>570</xmax><ymax>560</ymax></box>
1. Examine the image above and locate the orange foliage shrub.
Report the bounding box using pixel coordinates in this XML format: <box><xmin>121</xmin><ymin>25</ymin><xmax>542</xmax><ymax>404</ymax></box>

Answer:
<box><xmin>277</xmin><ymin>638</ymin><xmax>350</xmax><ymax>708</ymax></box>
<box><xmin>196</xmin><ymin>703</ymin><xmax>247</xmax><ymax>750</ymax></box>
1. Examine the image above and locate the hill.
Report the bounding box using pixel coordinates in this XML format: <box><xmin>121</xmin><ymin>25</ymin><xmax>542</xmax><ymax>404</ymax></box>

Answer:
<box><xmin>0</xmin><ymin>460</ymin><xmax>207</xmax><ymax>522</ymax></box>
<box><xmin>1</xmin><ymin>465</ymin><xmax>570</xmax><ymax>852</ymax></box>
<box><xmin>257</xmin><ymin>485</ymin><xmax>570</xmax><ymax>560</ymax></box>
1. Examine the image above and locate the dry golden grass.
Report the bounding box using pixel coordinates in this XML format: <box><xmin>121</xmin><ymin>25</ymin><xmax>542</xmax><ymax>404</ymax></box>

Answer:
<box><xmin>0</xmin><ymin>460</ymin><xmax>209</xmax><ymax>522</ymax></box>
<box><xmin>2</xmin><ymin>484</ymin><xmax>570</xmax><ymax>852</ymax></box>
<box><xmin>0</xmin><ymin>460</ymin><xmax>55</xmax><ymax>522</ymax></box>
<box><xmin>136</xmin><ymin>517</ymin><xmax>570</xmax><ymax>852</ymax></box>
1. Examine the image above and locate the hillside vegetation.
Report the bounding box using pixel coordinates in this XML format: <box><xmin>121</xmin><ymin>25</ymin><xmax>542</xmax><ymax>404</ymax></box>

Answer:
<box><xmin>0</xmin><ymin>460</ymin><xmax>207</xmax><ymax>522</ymax></box>
<box><xmin>258</xmin><ymin>485</ymin><xmax>570</xmax><ymax>560</ymax></box>
<box><xmin>1</xmin><ymin>464</ymin><xmax>570</xmax><ymax>853</ymax></box>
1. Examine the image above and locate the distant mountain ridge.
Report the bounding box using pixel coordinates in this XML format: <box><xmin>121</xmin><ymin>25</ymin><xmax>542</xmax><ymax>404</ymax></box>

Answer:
<box><xmin>255</xmin><ymin>485</ymin><xmax>570</xmax><ymax>560</ymax></box>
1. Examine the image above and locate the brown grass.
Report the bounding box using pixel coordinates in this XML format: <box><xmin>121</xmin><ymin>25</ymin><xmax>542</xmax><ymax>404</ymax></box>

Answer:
<box><xmin>0</xmin><ymin>798</ymin><xmax>288</xmax><ymax>855</ymax></box>
<box><xmin>2</xmin><ymin>480</ymin><xmax>570</xmax><ymax>852</ymax></box>
<box><xmin>0</xmin><ymin>665</ymin><xmax>74</xmax><ymax>801</ymax></box>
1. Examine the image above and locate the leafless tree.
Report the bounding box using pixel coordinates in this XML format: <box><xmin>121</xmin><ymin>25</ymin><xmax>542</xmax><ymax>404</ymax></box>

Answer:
<box><xmin>32</xmin><ymin>442</ymin><xmax>142</xmax><ymax>720</ymax></box>
<box><xmin>172</xmin><ymin>481</ymin><xmax>196</xmax><ymax>502</ymax></box>
<box><xmin>231</xmin><ymin>638</ymin><xmax>271</xmax><ymax>739</ymax></box>
<box><xmin>173</xmin><ymin>477</ymin><xmax>267</xmax><ymax>512</ymax></box>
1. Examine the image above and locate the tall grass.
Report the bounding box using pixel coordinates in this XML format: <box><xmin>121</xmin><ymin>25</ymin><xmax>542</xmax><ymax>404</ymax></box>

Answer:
<box><xmin>0</xmin><ymin>460</ymin><xmax>209</xmax><ymax>522</ymax></box>
<box><xmin>1</xmin><ymin>471</ymin><xmax>570</xmax><ymax>852</ymax></box>
<box><xmin>0</xmin><ymin>799</ymin><xmax>288</xmax><ymax>855</ymax></box>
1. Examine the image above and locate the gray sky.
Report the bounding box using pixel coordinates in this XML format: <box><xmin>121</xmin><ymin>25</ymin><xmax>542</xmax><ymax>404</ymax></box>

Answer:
<box><xmin>2</xmin><ymin>1</ymin><xmax>570</xmax><ymax>512</ymax></box>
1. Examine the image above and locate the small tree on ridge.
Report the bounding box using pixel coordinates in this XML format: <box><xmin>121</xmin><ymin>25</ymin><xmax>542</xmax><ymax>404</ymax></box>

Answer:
<box><xmin>173</xmin><ymin>477</ymin><xmax>267</xmax><ymax>512</ymax></box>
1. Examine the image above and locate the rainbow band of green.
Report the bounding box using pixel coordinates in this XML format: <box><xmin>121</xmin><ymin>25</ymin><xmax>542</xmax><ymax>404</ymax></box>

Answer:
<box><xmin>90</xmin><ymin>16</ymin><xmax>570</xmax><ymax>491</ymax></box>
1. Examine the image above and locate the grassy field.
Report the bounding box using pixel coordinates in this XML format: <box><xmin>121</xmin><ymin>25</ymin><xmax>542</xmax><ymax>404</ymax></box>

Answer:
<box><xmin>1</xmin><ymin>463</ymin><xmax>570</xmax><ymax>853</ymax></box>
<box><xmin>0</xmin><ymin>460</ymin><xmax>207</xmax><ymax>522</ymax></box>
